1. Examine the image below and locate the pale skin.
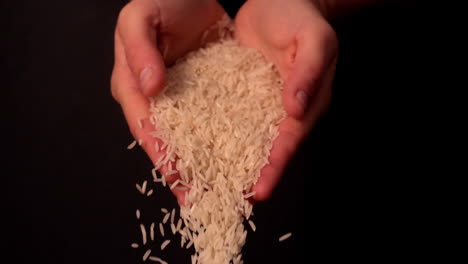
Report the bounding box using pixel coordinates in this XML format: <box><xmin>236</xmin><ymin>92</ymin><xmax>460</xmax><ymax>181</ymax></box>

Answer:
<box><xmin>111</xmin><ymin>0</ymin><xmax>376</xmax><ymax>204</ymax></box>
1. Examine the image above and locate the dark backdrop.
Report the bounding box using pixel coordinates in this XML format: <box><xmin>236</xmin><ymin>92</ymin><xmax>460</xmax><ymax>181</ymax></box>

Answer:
<box><xmin>3</xmin><ymin>1</ymin><xmax>425</xmax><ymax>263</ymax></box>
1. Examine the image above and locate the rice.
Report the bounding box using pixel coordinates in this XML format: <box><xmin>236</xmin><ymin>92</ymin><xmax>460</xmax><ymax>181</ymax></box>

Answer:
<box><xmin>136</xmin><ymin>183</ymin><xmax>143</xmax><ymax>194</ymax></box>
<box><xmin>278</xmin><ymin>232</ymin><xmax>292</xmax><ymax>242</ymax></box>
<box><xmin>135</xmin><ymin>16</ymin><xmax>285</xmax><ymax>264</ymax></box>
<box><xmin>127</xmin><ymin>140</ymin><xmax>137</xmax><ymax>150</ymax></box>
<box><xmin>141</xmin><ymin>180</ymin><xmax>148</xmax><ymax>194</ymax></box>
<box><xmin>244</xmin><ymin>191</ymin><xmax>256</xmax><ymax>199</ymax></box>
<box><xmin>161</xmin><ymin>208</ymin><xmax>168</xmax><ymax>214</ymax></box>
<box><xmin>159</xmin><ymin>223</ymin><xmax>165</xmax><ymax>237</ymax></box>
<box><xmin>137</xmin><ymin>118</ymin><xmax>143</xmax><ymax>129</ymax></box>
<box><xmin>162</xmin><ymin>213</ymin><xmax>170</xmax><ymax>224</ymax></box>
<box><xmin>140</xmin><ymin>224</ymin><xmax>147</xmax><ymax>245</ymax></box>
<box><xmin>185</xmin><ymin>239</ymin><xmax>194</xmax><ymax>249</ymax></box>
<box><xmin>170</xmin><ymin>208</ymin><xmax>176</xmax><ymax>224</ymax></box>
<box><xmin>143</xmin><ymin>249</ymin><xmax>152</xmax><ymax>261</ymax></box>
<box><xmin>131</xmin><ymin>243</ymin><xmax>139</xmax><ymax>248</ymax></box>
<box><xmin>147</xmin><ymin>189</ymin><xmax>154</xmax><ymax>196</ymax></box>
<box><xmin>176</xmin><ymin>219</ymin><xmax>182</xmax><ymax>231</ymax></box>
<box><xmin>161</xmin><ymin>174</ymin><xmax>167</xmax><ymax>187</ymax></box>
<box><xmin>155</xmin><ymin>155</ymin><xmax>165</xmax><ymax>169</ymax></box>
<box><xmin>161</xmin><ymin>240</ymin><xmax>171</xmax><ymax>250</ymax></box>
<box><xmin>150</xmin><ymin>222</ymin><xmax>155</xmax><ymax>241</ymax></box>
<box><xmin>166</xmin><ymin>170</ymin><xmax>178</xmax><ymax>177</ymax></box>
<box><xmin>169</xmin><ymin>179</ymin><xmax>180</xmax><ymax>190</ymax></box>
<box><xmin>248</xmin><ymin>220</ymin><xmax>256</xmax><ymax>232</ymax></box>
<box><xmin>149</xmin><ymin>256</ymin><xmax>168</xmax><ymax>264</ymax></box>
<box><xmin>138</xmin><ymin>139</ymin><xmax>143</xmax><ymax>146</ymax></box>
<box><xmin>136</xmin><ymin>209</ymin><xmax>140</xmax><ymax>220</ymax></box>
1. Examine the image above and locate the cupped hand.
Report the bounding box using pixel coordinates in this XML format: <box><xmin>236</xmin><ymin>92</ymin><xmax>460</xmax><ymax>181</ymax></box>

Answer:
<box><xmin>235</xmin><ymin>0</ymin><xmax>338</xmax><ymax>201</ymax></box>
<box><xmin>111</xmin><ymin>0</ymin><xmax>225</xmax><ymax>204</ymax></box>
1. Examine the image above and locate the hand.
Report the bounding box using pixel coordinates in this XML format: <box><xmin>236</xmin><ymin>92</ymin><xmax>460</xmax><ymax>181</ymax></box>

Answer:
<box><xmin>111</xmin><ymin>0</ymin><xmax>225</xmax><ymax>204</ymax></box>
<box><xmin>235</xmin><ymin>0</ymin><xmax>338</xmax><ymax>200</ymax></box>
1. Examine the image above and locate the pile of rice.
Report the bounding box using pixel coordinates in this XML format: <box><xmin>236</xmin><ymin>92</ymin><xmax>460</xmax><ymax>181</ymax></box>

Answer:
<box><xmin>147</xmin><ymin>30</ymin><xmax>286</xmax><ymax>263</ymax></box>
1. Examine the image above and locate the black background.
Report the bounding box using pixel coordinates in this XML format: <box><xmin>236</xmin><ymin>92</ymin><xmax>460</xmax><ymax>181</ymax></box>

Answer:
<box><xmin>3</xmin><ymin>1</ymin><xmax>426</xmax><ymax>263</ymax></box>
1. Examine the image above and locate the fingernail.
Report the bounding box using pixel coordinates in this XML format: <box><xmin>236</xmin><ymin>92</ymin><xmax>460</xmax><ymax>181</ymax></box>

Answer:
<box><xmin>139</xmin><ymin>67</ymin><xmax>153</xmax><ymax>92</ymax></box>
<box><xmin>296</xmin><ymin>90</ymin><xmax>309</xmax><ymax>114</ymax></box>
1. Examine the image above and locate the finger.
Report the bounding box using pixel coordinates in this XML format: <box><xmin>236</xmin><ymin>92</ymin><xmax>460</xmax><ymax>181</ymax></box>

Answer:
<box><xmin>283</xmin><ymin>23</ymin><xmax>336</xmax><ymax>120</ymax></box>
<box><xmin>252</xmin><ymin>58</ymin><xmax>336</xmax><ymax>201</ymax></box>
<box><xmin>112</xmin><ymin>34</ymin><xmax>186</xmax><ymax>204</ymax></box>
<box><xmin>117</xmin><ymin>0</ymin><xmax>166</xmax><ymax>97</ymax></box>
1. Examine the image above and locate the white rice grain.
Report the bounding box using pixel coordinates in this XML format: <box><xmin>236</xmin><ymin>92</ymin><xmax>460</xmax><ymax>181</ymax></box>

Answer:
<box><xmin>162</xmin><ymin>213</ymin><xmax>170</xmax><ymax>224</ymax></box>
<box><xmin>143</xmin><ymin>249</ymin><xmax>152</xmax><ymax>261</ymax></box>
<box><xmin>149</xmin><ymin>256</ymin><xmax>168</xmax><ymax>264</ymax></box>
<box><xmin>141</xmin><ymin>180</ymin><xmax>147</xmax><ymax>194</ymax></box>
<box><xmin>136</xmin><ymin>209</ymin><xmax>140</xmax><ymax>220</ymax></box>
<box><xmin>186</xmin><ymin>239</ymin><xmax>194</xmax><ymax>249</ymax></box>
<box><xmin>136</xmin><ymin>183</ymin><xmax>143</xmax><ymax>194</ymax></box>
<box><xmin>161</xmin><ymin>240</ymin><xmax>171</xmax><ymax>250</ymax></box>
<box><xmin>176</xmin><ymin>219</ymin><xmax>182</xmax><ymax>232</ymax></box>
<box><xmin>140</xmin><ymin>224</ymin><xmax>147</xmax><ymax>245</ymax></box>
<box><xmin>165</xmin><ymin>170</ymin><xmax>178</xmax><ymax>177</ymax></box>
<box><xmin>170</xmin><ymin>208</ymin><xmax>176</xmax><ymax>224</ymax></box>
<box><xmin>243</xmin><ymin>191</ymin><xmax>256</xmax><ymax>199</ymax></box>
<box><xmin>248</xmin><ymin>220</ymin><xmax>256</xmax><ymax>232</ymax></box>
<box><xmin>127</xmin><ymin>140</ymin><xmax>137</xmax><ymax>150</ymax></box>
<box><xmin>150</xmin><ymin>222</ymin><xmax>155</xmax><ymax>241</ymax></box>
<box><xmin>131</xmin><ymin>243</ymin><xmax>139</xmax><ymax>248</ymax></box>
<box><xmin>147</xmin><ymin>189</ymin><xmax>154</xmax><ymax>196</ymax></box>
<box><xmin>137</xmin><ymin>118</ymin><xmax>143</xmax><ymax>129</ymax></box>
<box><xmin>159</xmin><ymin>223</ymin><xmax>165</xmax><ymax>237</ymax></box>
<box><xmin>170</xmin><ymin>179</ymin><xmax>180</xmax><ymax>190</ymax></box>
<box><xmin>161</xmin><ymin>175</ymin><xmax>167</xmax><ymax>187</ymax></box>
<box><xmin>278</xmin><ymin>232</ymin><xmax>292</xmax><ymax>242</ymax></box>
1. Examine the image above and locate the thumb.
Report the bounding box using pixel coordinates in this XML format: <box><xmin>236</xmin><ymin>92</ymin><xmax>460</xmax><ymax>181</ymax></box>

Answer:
<box><xmin>117</xmin><ymin>0</ymin><xmax>166</xmax><ymax>97</ymax></box>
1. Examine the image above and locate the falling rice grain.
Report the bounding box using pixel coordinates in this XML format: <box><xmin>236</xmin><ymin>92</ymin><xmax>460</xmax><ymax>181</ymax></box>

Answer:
<box><xmin>140</xmin><ymin>224</ymin><xmax>147</xmax><ymax>245</ymax></box>
<box><xmin>176</xmin><ymin>219</ymin><xmax>182</xmax><ymax>232</ymax></box>
<box><xmin>149</xmin><ymin>256</ymin><xmax>168</xmax><ymax>264</ymax></box>
<box><xmin>127</xmin><ymin>140</ymin><xmax>137</xmax><ymax>150</ymax></box>
<box><xmin>143</xmin><ymin>249</ymin><xmax>151</xmax><ymax>261</ymax></box>
<box><xmin>161</xmin><ymin>240</ymin><xmax>171</xmax><ymax>250</ymax></box>
<box><xmin>170</xmin><ymin>208</ymin><xmax>175</xmax><ymax>224</ymax></box>
<box><xmin>136</xmin><ymin>209</ymin><xmax>140</xmax><ymax>220</ymax></box>
<box><xmin>150</xmin><ymin>222</ymin><xmax>155</xmax><ymax>241</ymax></box>
<box><xmin>162</xmin><ymin>213</ymin><xmax>170</xmax><ymax>224</ymax></box>
<box><xmin>248</xmin><ymin>220</ymin><xmax>256</xmax><ymax>232</ymax></box>
<box><xmin>141</xmin><ymin>180</ymin><xmax>148</xmax><ymax>194</ymax></box>
<box><xmin>278</xmin><ymin>232</ymin><xmax>292</xmax><ymax>242</ymax></box>
<box><xmin>159</xmin><ymin>223</ymin><xmax>165</xmax><ymax>237</ymax></box>
<box><xmin>136</xmin><ymin>183</ymin><xmax>144</xmax><ymax>194</ymax></box>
